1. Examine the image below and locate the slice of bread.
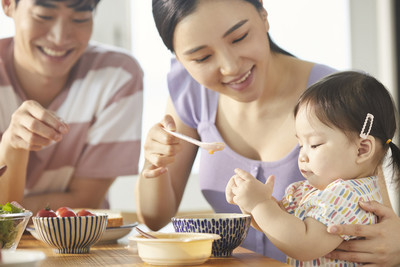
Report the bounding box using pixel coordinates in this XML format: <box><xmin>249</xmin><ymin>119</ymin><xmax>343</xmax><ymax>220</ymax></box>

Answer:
<box><xmin>106</xmin><ymin>216</ymin><xmax>124</xmax><ymax>228</ymax></box>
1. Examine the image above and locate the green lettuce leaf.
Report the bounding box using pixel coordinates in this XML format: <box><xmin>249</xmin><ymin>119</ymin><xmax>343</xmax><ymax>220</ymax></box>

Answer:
<box><xmin>0</xmin><ymin>202</ymin><xmax>25</xmax><ymax>248</ymax></box>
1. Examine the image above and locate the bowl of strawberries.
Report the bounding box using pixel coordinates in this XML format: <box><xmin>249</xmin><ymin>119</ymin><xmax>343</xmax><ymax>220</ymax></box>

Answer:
<box><xmin>32</xmin><ymin>206</ymin><xmax>107</xmax><ymax>254</ymax></box>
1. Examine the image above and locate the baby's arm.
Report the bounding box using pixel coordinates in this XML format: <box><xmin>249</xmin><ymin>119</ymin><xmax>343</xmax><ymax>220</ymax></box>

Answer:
<box><xmin>230</xmin><ymin>168</ymin><xmax>343</xmax><ymax>261</ymax></box>
<box><xmin>252</xmin><ymin>200</ymin><xmax>343</xmax><ymax>261</ymax></box>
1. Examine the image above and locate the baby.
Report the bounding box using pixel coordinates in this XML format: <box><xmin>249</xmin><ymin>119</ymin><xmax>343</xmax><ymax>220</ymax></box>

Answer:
<box><xmin>226</xmin><ymin>71</ymin><xmax>400</xmax><ymax>266</ymax></box>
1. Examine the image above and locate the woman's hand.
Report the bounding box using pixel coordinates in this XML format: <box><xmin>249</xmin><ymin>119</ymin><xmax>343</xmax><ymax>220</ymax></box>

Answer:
<box><xmin>142</xmin><ymin>114</ymin><xmax>183</xmax><ymax>178</ymax></box>
<box><xmin>2</xmin><ymin>100</ymin><xmax>68</xmax><ymax>151</ymax></box>
<box><xmin>326</xmin><ymin>201</ymin><xmax>400</xmax><ymax>266</ymax></box>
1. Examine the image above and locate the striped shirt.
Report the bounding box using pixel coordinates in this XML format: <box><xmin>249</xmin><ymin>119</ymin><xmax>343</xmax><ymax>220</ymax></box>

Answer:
<box><xmin>282</xmin><ymin>177</ymin><xmax>382</xmax><ymax>266</ymax></box>
<box><xmin>0</xmin><ymin>37</ymin><xmax>143</xmax><ymax>196</ymax></box>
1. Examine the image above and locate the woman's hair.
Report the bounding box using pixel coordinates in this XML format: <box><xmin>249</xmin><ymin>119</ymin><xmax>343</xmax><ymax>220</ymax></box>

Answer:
<box><xmin>152</xmin><ymin>0</ymin><xmax>293</xmax><ymax>56</ymax></box>
<box><xmin>16</xmin><ymin>0</ymin><xmax>101</xmax><ymax>11</ymax></box>
<box><xmin>294</xmin><ymin>71</ymin><xmax>400</xmax><ymax>185</ymax></box>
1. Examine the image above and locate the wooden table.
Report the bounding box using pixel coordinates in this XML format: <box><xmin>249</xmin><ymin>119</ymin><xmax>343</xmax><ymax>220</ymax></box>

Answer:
<box><xmin>18</xmin><ymin>233</ymin><xmax>289</xmax><ymax>266</ymax></box>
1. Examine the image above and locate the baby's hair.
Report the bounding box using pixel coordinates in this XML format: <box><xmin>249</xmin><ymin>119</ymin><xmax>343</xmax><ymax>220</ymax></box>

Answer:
<box><xmin>294</xmin><ymin>71</ymin><xmax>400</xmax><ymax>185</ymax></box>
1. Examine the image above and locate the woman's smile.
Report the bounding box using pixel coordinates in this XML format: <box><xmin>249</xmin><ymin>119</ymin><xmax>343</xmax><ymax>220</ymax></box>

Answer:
<box><xmin>224</xmin><ymin>66</ymin><xmax>254</xmax><ymax>91</ymax></box>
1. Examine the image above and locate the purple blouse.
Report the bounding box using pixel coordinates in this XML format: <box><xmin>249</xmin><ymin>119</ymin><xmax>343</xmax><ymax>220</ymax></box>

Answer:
<box><xmin>167</xmin><ymin>58</ymin><xmax>336</xmax><ymax>262</ymax></box>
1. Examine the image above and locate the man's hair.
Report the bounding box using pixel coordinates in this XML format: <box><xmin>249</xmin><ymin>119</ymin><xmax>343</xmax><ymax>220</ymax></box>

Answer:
<box><xmin>16</xmin><ymin>0</ymin><xmax>101</xmax><ymax>11</ymax></box>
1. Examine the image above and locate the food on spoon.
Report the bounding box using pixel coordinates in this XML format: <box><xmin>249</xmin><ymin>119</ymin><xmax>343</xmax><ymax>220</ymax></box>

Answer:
<box><xmin>163</xmin><ymin>127</ymin><xmax>225</xmax><ymax>154</ymax></box>
<box><xmin>208</xmin><ymin>143</ymin><xmax>225</xmax><ymax>154</ymax></box>
<box><xmin>36</xmin><ymin>206</ymin><xmax>57</xmax><ymax>217</ymax></box>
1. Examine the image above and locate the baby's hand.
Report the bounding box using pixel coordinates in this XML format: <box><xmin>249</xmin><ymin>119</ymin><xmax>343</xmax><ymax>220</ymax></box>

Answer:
<box><xmin>225</xmin><ymin>175</ymin><xmax>237</xmax><ymax>205</ymax></box>
<box><xmin>229</xmin><ymin>168</ymin><xmax>275</xmax><ymax>213</ymax></box>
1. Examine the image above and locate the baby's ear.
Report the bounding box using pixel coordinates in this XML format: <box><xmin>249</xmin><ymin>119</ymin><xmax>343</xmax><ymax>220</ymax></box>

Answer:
<box><xmin>356</xmin><ymin>136</ymin><xmax>375</xmax><ymax>163</ymax></box>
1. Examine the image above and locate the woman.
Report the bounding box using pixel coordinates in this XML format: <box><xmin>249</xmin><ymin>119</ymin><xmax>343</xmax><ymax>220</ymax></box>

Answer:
<box><xmin>136</xmin><ymin>0</ymin><xmax>400</xmax><ymax>264</ymax></box>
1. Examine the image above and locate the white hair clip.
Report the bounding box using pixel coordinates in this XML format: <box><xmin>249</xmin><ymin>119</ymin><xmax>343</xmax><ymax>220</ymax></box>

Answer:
<box><xmin>360</xmin><ymin>113</ymin><xmax>374</xmax><ymax>139</ymax></box>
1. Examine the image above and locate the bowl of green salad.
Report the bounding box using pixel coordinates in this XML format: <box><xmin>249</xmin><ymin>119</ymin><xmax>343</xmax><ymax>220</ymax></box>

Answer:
<box><xmin>0</xmin><ymin>202</ymin><xmax>32</xmax><ymax>250</ymax></box>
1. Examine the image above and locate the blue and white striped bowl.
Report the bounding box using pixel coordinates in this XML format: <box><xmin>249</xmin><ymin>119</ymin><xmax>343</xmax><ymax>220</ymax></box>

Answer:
<box><xmin>172</xmin><ymin>213</ymin><xmax>251</xmax><ymax>257</ymax></box>
<box><xmin>32</xmin><ymin>214</ymin><xmax>108</xmax><ymax>254</ymax></box>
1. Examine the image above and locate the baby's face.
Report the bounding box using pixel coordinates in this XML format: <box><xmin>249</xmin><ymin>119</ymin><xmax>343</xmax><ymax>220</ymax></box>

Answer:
<box><xmin>295</xmin><ymin>107</ymin><xmax>360</xmax><ymax>190</ymax></box>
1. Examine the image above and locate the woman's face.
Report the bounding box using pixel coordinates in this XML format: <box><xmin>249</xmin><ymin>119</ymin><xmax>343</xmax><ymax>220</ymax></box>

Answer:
<box><xmin>173</xmin><ymin>0</ymin><xmax>270</xmax><ymax>102</ymax></box>
<box><xmin>7</xmin><ymin>0</ymin><xmax>93</xmax><ymax>80</ymax></box>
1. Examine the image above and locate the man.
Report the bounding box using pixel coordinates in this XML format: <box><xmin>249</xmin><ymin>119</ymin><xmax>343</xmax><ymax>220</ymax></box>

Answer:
<box><xmin>0</xmin><ymin>0</ymin><xmax>143</xmax><ymax>213</ymax></box>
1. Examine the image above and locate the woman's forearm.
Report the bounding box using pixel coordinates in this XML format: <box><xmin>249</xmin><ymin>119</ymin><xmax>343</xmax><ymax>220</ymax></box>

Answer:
<box><xmin>136</xmin><ymin>162</ymin><xmax>178</xmax><ymax>230</ymax></box>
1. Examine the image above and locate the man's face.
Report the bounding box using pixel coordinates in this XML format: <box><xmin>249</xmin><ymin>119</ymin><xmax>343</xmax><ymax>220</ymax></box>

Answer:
<box><xmin>7</xmin><ymin>0</ymin><xmax>94</xmax><ymax>79</ymax></box>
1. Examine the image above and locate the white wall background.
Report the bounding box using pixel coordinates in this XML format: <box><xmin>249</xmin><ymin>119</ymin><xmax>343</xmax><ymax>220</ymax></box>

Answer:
<box><xmin>0</xmin><ymin>7</ymin><xmax>14</xmax><ymax>37</ymax></box>
<box><xmin>0</xmin><ymin>0</ymin><xmax>397</xmax><ymax>213</ymax></box>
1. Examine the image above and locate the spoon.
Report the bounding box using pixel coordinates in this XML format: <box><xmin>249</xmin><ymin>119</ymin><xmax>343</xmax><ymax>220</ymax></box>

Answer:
<box><xmin>163</xmin><ymin>128</ymin><xmax>225</xmax><ymax>154</ymax></box>
<box><xmin>0</xmin><ymin>165</ymin><xmax>6</xmax><ymax>177</ymax></box>
<box><xmin>135</xmin><ymin>227</ymin><xmax>157</xmax><ymax>239</ymax></box>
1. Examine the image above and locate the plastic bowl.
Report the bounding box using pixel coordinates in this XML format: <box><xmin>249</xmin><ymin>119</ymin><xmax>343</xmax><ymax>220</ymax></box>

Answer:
<box><xmin>172</xmin><ymin>213</ymin><xmax>251</xmax><ymax>257</ymax></box>
<box><xmin>32</xmin><ymin>214</ymin><xmax>107</xmax><ymax>254</ymax></box>
<box><xmin>0</xmin><ymin>210</ymin><xmax>33</xmax><ymax>250</ymax></box>
<box><xmin>130</xmin><ymin>232</ymin><xmax>220</xmax><ymax>265</ymax></box>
